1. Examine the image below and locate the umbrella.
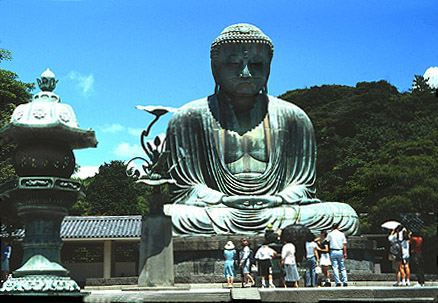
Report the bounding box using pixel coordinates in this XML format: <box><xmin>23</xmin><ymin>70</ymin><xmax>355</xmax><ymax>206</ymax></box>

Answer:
<box><xmin>381</xmin><ymin>220</ymin><xmax>401</xmax><ymax>230</ymax></box>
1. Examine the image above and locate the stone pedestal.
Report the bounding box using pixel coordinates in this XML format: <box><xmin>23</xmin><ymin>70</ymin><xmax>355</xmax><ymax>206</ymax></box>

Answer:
<box><xmin>138</xmin><ymin>214</ymin><xmax>174</xmax><ymax>287</ymax></box>
<box><xmin>0</xmin><ymin>177</ymin><xmax>83</xmax><ymax>294</ymax></box>
<box><xmin>172</xmin><ymin>234</ymin><xmax>378</xmax><ymax>284</ymax></box>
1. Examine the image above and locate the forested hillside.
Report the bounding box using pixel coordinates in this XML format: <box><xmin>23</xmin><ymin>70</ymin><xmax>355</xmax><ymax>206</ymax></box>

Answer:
<box><xmin>280</xmin><ymin>80</ymin><xmax>437</xmax><ymax>233</ymax></box>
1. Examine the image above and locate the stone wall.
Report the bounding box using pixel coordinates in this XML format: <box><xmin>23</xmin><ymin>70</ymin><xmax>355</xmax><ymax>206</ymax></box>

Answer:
<box><xmin>173</xmin><ymin>235</ymin><xmax>262</xmax><ymax>283</ymax></box>
<box><xmin>84</xmin><ymin>234</ymin><xmax>382</xmax><ymax>286</ymax></box>
<box><xmin>172</xmin><ymin>234</ymin><xmax>378</xmax><ymax>283</ymax></box>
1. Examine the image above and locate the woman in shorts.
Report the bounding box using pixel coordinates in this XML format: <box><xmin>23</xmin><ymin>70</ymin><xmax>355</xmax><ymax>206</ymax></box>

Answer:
<box><xmin>388</xmin><ymin>227</ymin><xmax>411</xmax><ymax>286</ymax></box>
<box><xmin>317</xmin><ymin>230</ymin><xmax>332</xmax><ymax>287</ymax></box>
<box><xmin>255</xmin><ymin>242</ymin><xmax>277</xmax><ymax>288</ymax></box>
<box><xmin>239</xmin><ymin>238</ymin><xmax>255</xmax><ymax>287</ymax></box>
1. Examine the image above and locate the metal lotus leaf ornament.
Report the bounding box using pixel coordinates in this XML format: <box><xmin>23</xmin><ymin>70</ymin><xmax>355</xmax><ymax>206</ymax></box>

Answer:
<box><xmin>127</xmin><ymin>105</ymin><xmax>178</xmax><ymax>213</ymax></box>
<box><xmin>127</xmin><ymin>105</ymin><xmax>177</xmax><ymax>184</ymax></box>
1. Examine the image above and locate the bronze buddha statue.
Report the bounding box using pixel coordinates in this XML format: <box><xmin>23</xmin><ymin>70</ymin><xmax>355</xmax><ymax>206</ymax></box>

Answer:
<box><xmin>164</xmin><ymin>24</ymin><xmax>359</xmax><ymax>235</ymax></box>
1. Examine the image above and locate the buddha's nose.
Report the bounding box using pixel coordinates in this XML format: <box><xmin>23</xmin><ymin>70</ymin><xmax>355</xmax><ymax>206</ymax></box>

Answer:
<box><xmin>240</xmin><ymin>64</ymin><xmax>252</xmax><ymax>78</ymax></box>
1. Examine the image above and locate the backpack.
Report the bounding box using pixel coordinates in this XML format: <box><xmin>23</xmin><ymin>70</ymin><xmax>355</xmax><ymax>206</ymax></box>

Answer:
<box><xmin>389</xmin><ymin>241</ymin><xmax>402</xmax><ymax>261</ymax></box>
<box><xmin>233</xmin><ymin>250</ymin><xmax>239</xmax><ymax>269</ymax></box>
<box><xmin>249</xmin><ymin>249</ymin><xmax>256</xmax><ymax>266</ymax></box>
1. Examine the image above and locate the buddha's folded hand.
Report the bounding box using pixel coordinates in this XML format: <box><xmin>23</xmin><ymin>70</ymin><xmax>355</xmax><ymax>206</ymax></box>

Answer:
<box><xmin>221</xmin><ymin>195</ymin><xmax>283</xmax><ymax>209</ymax></box>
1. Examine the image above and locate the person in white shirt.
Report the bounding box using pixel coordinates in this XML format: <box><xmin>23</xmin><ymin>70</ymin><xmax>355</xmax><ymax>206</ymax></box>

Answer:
<box><xmin>255</xmin><ymin>242</ymin><xmax>277</xmax><ymax>288</ymax></box>
<box><xmin>305</xmin><ymin>233</ymin><xmax>319</xmax><ymax>287</ymax></box>
<box><xmin>239</xmin><ymin>238</ymin><xmax>255</xmax><ymax>287</ymax></box>
<box><xmin>327</xmin><ymin>222</ymin><xmax>348</xmax><ymax>286</ymax></box>
<box><xmin>281</xmin><ymin>240</ymin><xmax>300</xmax><ymax>287</ymax></box>
<box><xmin>388</xmin><ymin>226</ymin><xmax>411</xmax><ymax>286</ymax></box>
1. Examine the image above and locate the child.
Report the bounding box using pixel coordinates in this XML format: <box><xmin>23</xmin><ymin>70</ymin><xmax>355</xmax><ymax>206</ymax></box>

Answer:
<box><xmin>255</xmin><ymin>241</ymin><xmax>277</xmax><ymax>288</ymax></box>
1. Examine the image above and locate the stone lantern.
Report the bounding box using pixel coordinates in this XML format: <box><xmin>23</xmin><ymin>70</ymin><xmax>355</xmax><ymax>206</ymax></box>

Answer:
<box><xmin>0</xmin><ymin>69</ymin><xmax>97</xmax><ymax>295</ymax></box>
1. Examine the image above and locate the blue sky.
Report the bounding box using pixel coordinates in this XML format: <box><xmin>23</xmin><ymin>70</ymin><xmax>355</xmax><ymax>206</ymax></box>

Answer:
<box><xmin>1</xmin><ymin>0</ymin><xmax>437</xmax><ymax>178</ymax></box>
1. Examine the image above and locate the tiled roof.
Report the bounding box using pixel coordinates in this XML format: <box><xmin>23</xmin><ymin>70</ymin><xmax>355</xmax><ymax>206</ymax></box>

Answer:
<box><xmin>2</xmin><ymin>216</ymin><xmax>143</xmax><ymax>240</ymax></box>
<box><xmin>61</xmin><ymin>216</ymin><xmax>142</xmax><ymax>239</ymax></box>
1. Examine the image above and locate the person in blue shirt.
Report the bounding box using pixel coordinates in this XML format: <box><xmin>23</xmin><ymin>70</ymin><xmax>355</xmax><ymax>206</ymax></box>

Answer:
<box><xmin>1</xmin><ymin>240</ymin><xmax>12</xmax><ymax>283</ymax></box>
<box><xmin>224</xmin><ymin>241</ymin><xmax>237</xmax><ymax>288</ymax></box>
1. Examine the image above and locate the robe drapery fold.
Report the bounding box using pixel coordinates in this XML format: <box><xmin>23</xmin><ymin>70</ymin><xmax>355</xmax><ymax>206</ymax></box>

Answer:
<box><xmin>166</xmin><ymin>95</ymin><xmax>317</xmax><ymax>207</ymax></box>
<box><xmin>164</xmin><ymin>95</ymin><xmax>359</xmax><ymax>235</ymax></box>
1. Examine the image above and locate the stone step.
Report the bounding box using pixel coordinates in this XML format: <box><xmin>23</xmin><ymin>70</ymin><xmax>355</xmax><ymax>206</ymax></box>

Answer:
<box><xmin>86</xmin><ymin>274</ymin><xmax>438</xmax><ymax>287</ymax></box>
<box><xmin>82</xmin><ymin>285</ymin><xmax>438</xmax><ymax>303</ymax></box>
<box><xmin>319</xmin><ymin>298</ymin><xmax>435</xmax><ymax>302</ymax></box>
<box><xmin>231</xmin><ymin>288</ymin><xmax>261</xmax><ymax>301</ymax></box>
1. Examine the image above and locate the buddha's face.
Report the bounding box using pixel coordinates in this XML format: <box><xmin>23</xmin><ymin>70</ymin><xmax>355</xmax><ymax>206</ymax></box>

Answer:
<box><xmin>212</xmin><ymin>43</ymin><xmax>271</xmax><ymax>98</ymax></box>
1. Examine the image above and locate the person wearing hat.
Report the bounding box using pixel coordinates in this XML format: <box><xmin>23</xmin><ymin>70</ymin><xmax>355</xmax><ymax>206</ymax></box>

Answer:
<box><xmin>224</xmin><ymin>241</ymin><xmax>237</xmax><ymax>288</ymax></box>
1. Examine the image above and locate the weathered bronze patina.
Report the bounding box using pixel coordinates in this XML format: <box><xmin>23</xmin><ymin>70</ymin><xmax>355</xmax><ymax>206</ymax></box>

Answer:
<box><xmin>0</xmin><ymin>69</ymin><xmax>97</xmax><ymax>295</ymax></box>
<box><xmin>164</xmin><ymin>24</ymin><xmax>359</xmax><ymax>235</ymax></box>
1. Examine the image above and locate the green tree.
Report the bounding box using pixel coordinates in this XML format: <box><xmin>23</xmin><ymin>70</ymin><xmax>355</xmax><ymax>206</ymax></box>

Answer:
<box><xmin>71</xmin><ymin>160</ymin><xmax>150</xmax><ymax>216</ymax></box>
<box><xmin>279</xmin><ymin>80</ymin><xmax>438</xmax><ymax>233</ymax></box>
<box><xmin>0</xmin><ymin>49</ymin><xmax>35</xmax><ymax>236</ymax></box>
<box><xmin>410</xmin><ymin>74</ymin><xmax>432</xmax><ymax>94</ymax></box>
<box><xmin>340</xmin><ymin>137</ymin><xmax>438</xmax><ymax>231</ymax></box>
<box><xmin>0</xmin><ymin>48</ymin><xmax>35</xmax><ymax>183</ymax></box>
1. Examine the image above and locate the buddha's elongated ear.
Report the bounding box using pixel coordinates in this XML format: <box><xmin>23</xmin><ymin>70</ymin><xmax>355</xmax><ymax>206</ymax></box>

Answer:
<box><xmin>262</xmin><ymin>69</ymin><xmax>271</xmax><ymax>95</ymax></box>
<box><xmin>211</xmin><ymin>61</ymin><xmax>220</xmax><ymax>94</ymax></box>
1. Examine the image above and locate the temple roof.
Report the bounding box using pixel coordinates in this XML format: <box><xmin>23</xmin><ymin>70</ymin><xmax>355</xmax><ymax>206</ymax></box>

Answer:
<box><xmin>1</xmin><ymin>215</ymin><xmax>142</xmax><ymax>240</ymax></box>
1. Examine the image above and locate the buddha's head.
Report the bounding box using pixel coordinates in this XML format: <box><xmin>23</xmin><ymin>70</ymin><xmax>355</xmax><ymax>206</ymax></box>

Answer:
<box><xmin>211</xmin><ymin>24</ymin><xmax>274</xmax><ymax>98</ymax></box>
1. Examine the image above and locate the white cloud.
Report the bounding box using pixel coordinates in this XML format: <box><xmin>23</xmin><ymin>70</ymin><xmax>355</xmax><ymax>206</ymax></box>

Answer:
<box><xmin>97</xmin><ymin>124</ymin><xmax>144</xmax><ymax>137</ymax></box>
<box><xmin>100</xmin><ymin>123</ymin><xmax>126</xmax><ymax>133</ymax></box>
<box><xmin>114</xmin><ymin>142</ymin><xmax>144</xmax><ymax>158</ymax></box>
<box><xmin>127</xmin><ymin>127</ymin><xmax>144</xmax><ymax>137</ymax></box>
<box><xmin>424</xmin><ymin>66</ymin><xmax>438</xmax><ymax>89</ymax></box>
<box><xmin>67</xmin><ymin>71</ymin><xmax>95</xmax><ymax>96</ymax></box>
<box><xmin>73</xmin><ymin>166</ymin><xmax>99</xmax><ymax>179</ymax></box>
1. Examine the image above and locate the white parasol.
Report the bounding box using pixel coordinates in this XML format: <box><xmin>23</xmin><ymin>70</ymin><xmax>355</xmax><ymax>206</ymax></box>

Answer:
<box><xmin>381</xmin><ymin>220</ymin><xmax>401</xmax><ymax>230</ymax></box>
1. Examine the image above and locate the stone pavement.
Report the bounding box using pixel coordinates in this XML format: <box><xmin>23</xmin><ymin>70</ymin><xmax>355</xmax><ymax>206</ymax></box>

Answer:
<box><xmin>81</xmin><ymin>283</ymin><xmax>438</xmax><ymax>303</ymax></box>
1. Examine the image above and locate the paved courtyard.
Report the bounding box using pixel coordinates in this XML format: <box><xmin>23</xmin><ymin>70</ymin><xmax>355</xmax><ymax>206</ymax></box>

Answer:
<box><xmin>82</xmin><ymin>283</ymin><xmax>438</xmax><ymax>303</ymax></box>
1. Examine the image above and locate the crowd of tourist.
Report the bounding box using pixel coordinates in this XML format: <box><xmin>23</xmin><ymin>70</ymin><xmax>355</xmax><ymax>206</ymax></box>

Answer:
<box><xmin>223</xmin><ymin>222</ymin><xmax>425</xmax><ymax>288</ymax></box>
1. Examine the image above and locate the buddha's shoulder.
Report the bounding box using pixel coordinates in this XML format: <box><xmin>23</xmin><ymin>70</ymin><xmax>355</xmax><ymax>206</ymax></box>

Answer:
<box><xmin>268</xmin><ymin>96</ymin><xmax>310</xmax><ymax>119</ymax></box>
<box><xmin>179</xmin><ymin>97</ymin><xmax>210</xmax><ymax>112</ymax></box>
<box><xmin>168</xmin><ymin>97</ymin><xmax>210</xmax><ymax>124</ymax></box>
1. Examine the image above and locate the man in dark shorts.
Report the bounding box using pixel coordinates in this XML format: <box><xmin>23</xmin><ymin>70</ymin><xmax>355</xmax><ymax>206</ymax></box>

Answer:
<box><xmin>255</xmin><ymin>242</ymin><xmax>277</xmax><ymax>288</ymax></box>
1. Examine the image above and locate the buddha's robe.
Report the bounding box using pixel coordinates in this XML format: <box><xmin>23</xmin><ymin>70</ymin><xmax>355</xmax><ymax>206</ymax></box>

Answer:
<box><xmin>164</xmin><ymin>95</ymin><xmax>359</xmax><ymax>235</ymax></box>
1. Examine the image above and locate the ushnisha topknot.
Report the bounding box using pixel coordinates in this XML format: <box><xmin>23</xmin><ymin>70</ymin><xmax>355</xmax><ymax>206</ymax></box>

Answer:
<box><xmin>210</xmin><ymin>23</ymin><xmax>274</xmax><ymax>61</ymax></box>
